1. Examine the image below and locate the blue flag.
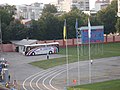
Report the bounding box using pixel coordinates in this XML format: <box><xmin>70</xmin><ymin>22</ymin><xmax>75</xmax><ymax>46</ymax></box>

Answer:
<box><xmin>75</xmin><ymin>18</ymin><xmax>79</xmax><ymax>38</ymax></box>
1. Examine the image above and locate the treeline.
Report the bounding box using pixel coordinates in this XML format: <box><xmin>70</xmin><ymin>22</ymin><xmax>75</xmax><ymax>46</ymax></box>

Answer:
<box><xmin>0</xmin><ymin>0</ymin><xmax>119</xmax><ymax>42</ymax></box>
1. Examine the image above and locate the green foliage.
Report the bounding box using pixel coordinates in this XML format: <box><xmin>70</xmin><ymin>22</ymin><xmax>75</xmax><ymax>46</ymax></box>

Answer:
<box><xmin>1</xmin><ymin>4</ymin><xmax>16</xmax><ymax>15</ymax></box>
<box><xmin>38</xmin><ymin>12</ymin><xmax>62</xmax><ymax>40</ymax></box>
<box><xmin>59</xmin><ymin>8</ymin><xmax>88</xmax><ymax>38</ymax></box>
<box><xmin>90</xmin><ymin>15</ymin><xmax>101</xmax><ymax>26</ymax></box>
<box><xmin>68</xmin><ymin>79</ymin><xmax>120</xmax><ymax>90</ymax></box>
<box><xmin>42</xmin><ymin>4</ymin><xmax>57</xmax><ymax>14</ymax></box>
<box><xmin>5</xmin><ymin>20</ymin><xmax>28</xmax><ymax>40</ymax></box>
<box><xmin>97</xmin><ymin>0</ymin><xmax>117</xmax><ymax>34</ymax></box>
<box><xmin>0</xmin><ymin>1</ymin><xmax>119</xmax><ymax>41</ymax></box>
<box><xmin>30</xmin><ymin>43</ymin><xmax>120</xmax><ymax>69</ymax></box>
<box><xmin>115</xmin><ymin>18</ymin><xmax>120</xmax><ymax>34</ymax></box>
<box><xmin>0</xmin><ymin>4</ymin><xmax>16</xmax><ymax>25</ymax></box>
<box><xmin>0</xmin><ymin>9</ymin><xmax>13</xmax><ymax>25</ymax></box>
<box><xmin>28</xmin><ymin>20</ymin><xmax>41</xmax><ymax>39</ymax></box>
<box><xmin>0</xmin><ymin>4</ymin><xmax>19</xmax><ymax>41</ymax></box>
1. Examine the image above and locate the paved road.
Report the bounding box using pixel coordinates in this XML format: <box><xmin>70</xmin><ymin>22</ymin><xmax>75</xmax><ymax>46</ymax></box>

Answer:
<box><xmin>1</xmin><ymin>52</ymin><xmax>120</xmax><ymax>90</ymax></box>
<box><xmin>0</xmin><ymin>52</ymin><xmax>64</xmax><ymax>89</ymax></box>
<box><xmin>22</xmin><ymin>57</ymin><xmax>120</xmax><ymax>90</ymax></box>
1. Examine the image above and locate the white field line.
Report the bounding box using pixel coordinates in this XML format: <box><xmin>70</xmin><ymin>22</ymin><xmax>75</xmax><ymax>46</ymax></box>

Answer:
<box><xmin>22</xmin><ymin>70</ymin><xmax>45</xmax><ymax>90</ymax></box>
<box><xmin>42</xmin><ymin>68</ymin><xmax>65</xmax><ymax>90</ymax></box>
<box><xmin>36</xmin><ymin>68</ymin><xmax>64</xmax><ymax>90</ymax></box>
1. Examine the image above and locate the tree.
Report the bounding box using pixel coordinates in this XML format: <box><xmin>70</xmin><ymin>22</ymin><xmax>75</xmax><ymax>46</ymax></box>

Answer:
<box><xmin>0</xmin><ymin>5</ymin><xmax>16</xmax><ymax>41</ymax></box>
<box><xmin>1</xmin><ymin>23</ymin><xmax>8</xmax><ymax>41</ymax></box>
<box><xmin>1</xmin><ymin>4</ymin><xmax>16</xmax><ymax>15</ymax></box>
<box><xmin>28</xmin><ymin>20</ymin><xmax>42</xmax><ymax>39</ymax></box>
<box><xmin>0</xmin><ymin>4</ymin><xmax>16</xmax><ymax>25</ymax></box>
<box><xmin>38</xmin><ymin>12</ymin><xmax>61</xmax><ymax>40</ymax></box>
<box><xmin>0</xmin><ymin>9</ymin><xmax>13</xmax><ymax>25</ymax></box>
<box><xmin>59</xmin><ymin>8</ymin><xmax>88</xmax><ymax>39</ymax></box>
<box><xmin>97</xmin><ymin>0</ymin><xmax>117</xmax><ymax>34</ymax></box>
<box><xmin>5</xmin><ymin>20</ymin><xmax>27</xmax><ymax>40</ymax></box>
<box><xmin>42</xmin><ymin>4</ymin><xmax>57</xmax><ymax>14</ymax></box>
<box><xmin>90</xmin><ymin>14</ymin><xmax>101</xmax><ymax>26</ymax></box>
<box><xmin>115</xmin><ymin>18</ymin><xmax>120</xmax><ymax>34</ymax></box>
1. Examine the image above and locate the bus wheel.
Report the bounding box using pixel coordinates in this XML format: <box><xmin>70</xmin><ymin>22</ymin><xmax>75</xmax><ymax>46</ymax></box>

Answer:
<box><xmin>32</xmin><ymin>52</ymin><xmax>35</xmax><ymax>56</ymax></box>
<box><xmin>49</xmin><ymin>51</ymin><xmax>52</xmax><ymax>54</ymax></box>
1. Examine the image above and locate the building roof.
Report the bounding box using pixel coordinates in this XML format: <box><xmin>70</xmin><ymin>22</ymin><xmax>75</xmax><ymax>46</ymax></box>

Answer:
<box><xmin>21</xmin><ymin>19</ymin><xmax>31</xmax><ymax>24</ymax></box>
<box><xmin>12</xmin><ymin>39</ymin><xmax>38</xmax><ymax>46</ymax></box>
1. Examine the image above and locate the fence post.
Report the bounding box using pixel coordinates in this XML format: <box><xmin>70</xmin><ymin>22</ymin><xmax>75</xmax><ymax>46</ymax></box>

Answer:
<box><xmin>63</xmin><ymin>39</ymin><xmax>65</xmax><ymax>47</ymax></box>
<box><xmin>72</xmin><ymin>38</ymin><xmax>74</xmax><ymax>46</ymax></box>
<box><xmin>113</xmin><ymin>35</ymin><xmax>115</xmax><ymax>42</ymax></box>
<box><xmin>105</xmin><ymin>35</ymin><xmax>107</xmax><ymax>43</ymax></box>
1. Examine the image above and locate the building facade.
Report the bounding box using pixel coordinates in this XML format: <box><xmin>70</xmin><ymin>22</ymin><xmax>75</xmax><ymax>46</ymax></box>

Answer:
<box><xmin>15</xmin><ymin>2</ymin><xmax>44</xmax><ymax>20</ymax></box>
<box><xmin>56</xmin><ymin>0</ymin><xmax>89</xmax><ymax>12</ymax></box>
<box><xmin>94</xmin><ymin>0</ymin><xmax>114</xmax><ymax>12</ymax></box>
<box><xmin>72</xmin><ymin>0</ymin><xmax>89</xmax><ymax>11</ymax></box>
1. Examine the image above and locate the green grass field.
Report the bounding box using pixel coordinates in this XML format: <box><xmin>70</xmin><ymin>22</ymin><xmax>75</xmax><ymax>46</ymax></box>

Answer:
<box><xmin>68</xmin><ymin>79</ymin><xmax>120</xmax><ymax>90</ymax></box>
<box><xmin>29</xmin><ymin>43</ymin><xmax>120</xmax><ymax>69</ymax></box>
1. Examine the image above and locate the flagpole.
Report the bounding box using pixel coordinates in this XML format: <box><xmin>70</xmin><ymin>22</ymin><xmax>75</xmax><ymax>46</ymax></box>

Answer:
<box><xmin>88</xmin><ymin>18</ymin><xmax>91</xmax><ymax>83</ymax></box>
<box><xmin>75</xmin><ymin>18</ymin><xmax>80</xmax><ymax>85</ymax></box>
<box><xmin>88</xmin><ymin>35</ymin><xmax>91</xmax><ymax>83</ymax></box>
<box><xmin>64</xmin><ymin>19</ymin><xmax>69</xmax><ymax>87</ymax></box>
<box><xmin>0</xmin><ymin>16</ymin><xmax>3</xmax><ymax>57</ymax></box>
<box><xmin>66</xmin><ymin>34</ymin><xmax>69</xmax><ymax>86</ymax></box>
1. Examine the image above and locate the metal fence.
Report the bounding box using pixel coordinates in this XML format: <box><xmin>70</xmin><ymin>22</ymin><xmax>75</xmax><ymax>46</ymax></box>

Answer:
<box><xmin>0</xmin><ymin>35</ymin><xmax>120</xmax><ymax>52</ymax></box>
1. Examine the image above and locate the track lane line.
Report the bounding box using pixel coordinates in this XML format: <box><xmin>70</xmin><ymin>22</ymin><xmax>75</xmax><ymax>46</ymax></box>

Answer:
<box><xmin>23</xmin><ymin>70</ymin><xmax>45</xmax><ymax>90</ymax></box>
<box><xmin>42</xmin><ymin>68</ymin><xmax>65</xmax><ymax>90</ymax></box>
<box><xmin>36</xmin><ymin>67</ymin><xmax>64</xmax><ymax>90</ymax></box>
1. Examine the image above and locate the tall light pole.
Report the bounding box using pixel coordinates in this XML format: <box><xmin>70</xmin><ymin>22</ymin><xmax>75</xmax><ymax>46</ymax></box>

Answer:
<box><xmin>0</xmin><ymin>15</ymin><xmax>3</xmax><ymax>58</ymax></box>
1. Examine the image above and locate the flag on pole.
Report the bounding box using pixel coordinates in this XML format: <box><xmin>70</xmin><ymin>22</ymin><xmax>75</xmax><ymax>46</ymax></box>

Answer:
<box><xmin>75</xmin><ymin>18</ymin><xmax>78</xmax><ymax>38</ymax></box>
<box><xmin>88</xmin><ymin>18</ymin><xmax>91</xmax><ymax>38</ymax></box>
<box><xmin>63</xmin><ymin>19</ymin><xmax>69</xmax><ymax>86</ymax></box>
<box><xmin>75</xmin><ymin>18</ymin><xmax>78</xmax><ymax>30</ymax></box>
<box><xmin>63</xmin><ymin>19</ymin><xmax>66</xmax><ymax>41</ymax></box>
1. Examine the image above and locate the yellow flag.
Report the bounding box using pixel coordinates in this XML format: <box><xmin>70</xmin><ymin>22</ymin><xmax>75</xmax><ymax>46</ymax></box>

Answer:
<box><xmin>63</xmin><ymin>19</ymin><xmax>66</xmax><ymax>41</ymax></box>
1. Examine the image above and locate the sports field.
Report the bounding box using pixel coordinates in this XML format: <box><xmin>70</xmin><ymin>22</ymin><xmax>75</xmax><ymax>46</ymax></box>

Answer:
<box><xmin>68</xmin><ymin>79</ymin><xmax>120</xmax><ymax>90</ymax></box>
<box><xmin>30</xmin><ymin>43</ymin><xmax>120</xmax><ymax>69</ymax></box>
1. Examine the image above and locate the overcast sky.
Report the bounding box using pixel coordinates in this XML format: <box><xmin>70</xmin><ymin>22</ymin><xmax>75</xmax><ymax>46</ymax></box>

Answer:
<box><xmin>0</xmin><ymin>0</ymin><xmax>96</xmax><ymax>9</ymax></box>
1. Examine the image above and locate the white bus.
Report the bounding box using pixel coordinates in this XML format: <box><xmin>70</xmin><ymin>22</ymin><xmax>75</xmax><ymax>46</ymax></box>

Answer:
<box><xmin>23</xmin><ymin>42</ymin><xmax>59</xmax><ymax>56</ymax></box>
